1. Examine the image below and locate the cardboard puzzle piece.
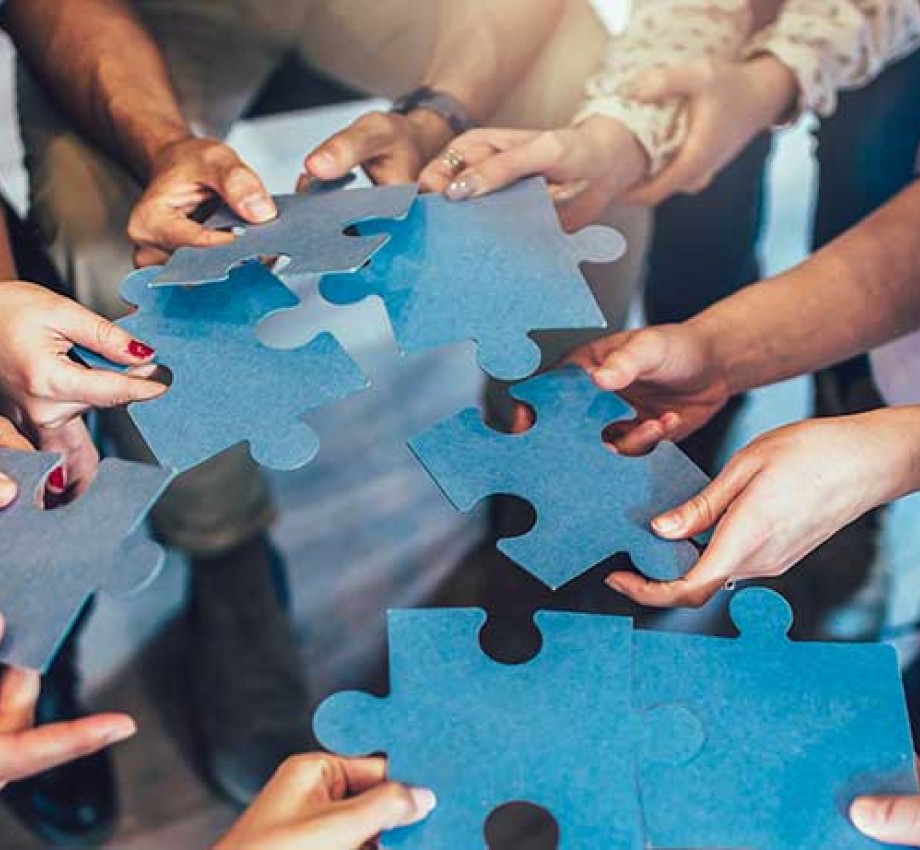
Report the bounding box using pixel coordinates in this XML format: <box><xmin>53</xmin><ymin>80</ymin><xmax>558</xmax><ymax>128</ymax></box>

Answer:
<box><xmin>79</xmin><ymin>263</ymin><xmax>368</xmax><ymax>473</ymax></box>
<box><xmin>0</xmin><ymin>449</ymin><xmax>171</xmax><ymax>671</ymax></box>
<box><xmin>636</xmin><ymin>588</ymin><xmax>919</xmax><ymax>850</ymax></box>
<box><xmin>319</xmin><ymin>176</ymin><xmax>620</xmax><ymax>381</ymax></box>
<box><xmin>152</xmin><ymin>181</ymin><xmax>418</xmax><ymax>287</ymax></box>
<box><xmin>408</xmin><ymin>366</ymin><xmax>710</xmax><ymax>589</ymax></box>
<box><xmin>314</xmin><ymin>608</ymin><xmax>701</xmax><ymax>850</ymax></box>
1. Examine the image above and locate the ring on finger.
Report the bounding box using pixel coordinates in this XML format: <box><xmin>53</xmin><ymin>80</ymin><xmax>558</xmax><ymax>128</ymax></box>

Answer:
<box><xmin>440</xmin><ymin>147</ymin><xmax>467</xmax><ymax>173</ymax></box>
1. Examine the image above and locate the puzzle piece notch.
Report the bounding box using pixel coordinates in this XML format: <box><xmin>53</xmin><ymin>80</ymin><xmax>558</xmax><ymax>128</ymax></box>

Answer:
<box><xmin>320</xmin><ymin>177</ymin><xmax>616</xmax><ymax>381</ymax></box>
<box><xmin>315</xmin><ymin>607</ymin><xmax>704</xmax><ymax>850</ymax></box>
<box><xmin>636</xmin><ymin>587</ymin><xmax>919</xmax><ymax>850</ymax></box>
<box><xmin>79</xmin><ymin>263</ymin><xmax>369</xmax><ymax>473</ymax></box>
<box><xmin>409</xmin><ymin>366</ymin><xmax>710</xmax><ymax>589</ymax></box>
<box><xmin>151</xmin><ymin>182</ymin><xmax>419</xmax><ymax>287</ymax></box>
<box><xmin>0</xmin><ymin>449</ymin><xmax>171</xmax><ymax>671</ymax></box>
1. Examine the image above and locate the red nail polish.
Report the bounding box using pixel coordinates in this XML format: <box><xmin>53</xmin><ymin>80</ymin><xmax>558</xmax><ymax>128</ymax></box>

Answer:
<box><xmin>48</xmin><ymin>467</ymin><xmax>66</xmax><ymax>491</ymax></box>
<box><xmin>128</xmin><ymin>340</ymin><xmax>156</xmax><ymax>359</ymax></box>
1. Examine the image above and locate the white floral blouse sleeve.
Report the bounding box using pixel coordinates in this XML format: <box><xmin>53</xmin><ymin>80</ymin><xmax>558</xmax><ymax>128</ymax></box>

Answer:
<box><xmin>742</xmin><ymin>0</ymin><xmax>920</xmax><ymax>115</ymax></box>
<box><xmin>574</xmin><ymin>0</ymin><xmax>753</xmax><ymax>174</ymax></box>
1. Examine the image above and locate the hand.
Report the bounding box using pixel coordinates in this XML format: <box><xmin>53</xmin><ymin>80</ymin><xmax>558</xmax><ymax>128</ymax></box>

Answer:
<box><xmin>0</xmin><ymin>614</ymin><xmax>136</xmax><ymax>789</ymax></box>
<box><xmin>419</xmin><ymin>116</ymin><xmax>648</xmax><ymax>231</ymax></box>
<box><xmin>553</xmin><ymin>324</ymin><xmax>730</xmax><ymax>455</ymax></box>
<box><xmin>0</xmin><ymin>416</ymin><xmax>34</xmax><ymax>507</ymax></box>
<box><xmin>623</xmin><ymin>55</ymin><xmax>798</xmax><ymax>206</ymax></box>
<box><xmin>852</xmin><ymin>768</ymin><xmax>920</xmax><ymax>846</ymax></box>
<box><xmin>0</xmin><ymin>282</ymin><xmax>165</xmax><ymax>493</ymax></box>
<box><xmin>301</xmin><ymin>109</ymin><xmax>455</xmax><ymax>188</ymax></box>
<box><xmin>606</xmin><ymin>411</ymin><xmax>919</xmax><ymax>608</ymax></box>
<box><xmin>215</xmin><ymin>755</ymin><xmax>436</xmax><ymax>850</ymax></box>
<box><xmin>128</xmin><ymin>137</ymin><xmax>277</xmax><ymax>267</ymax></box>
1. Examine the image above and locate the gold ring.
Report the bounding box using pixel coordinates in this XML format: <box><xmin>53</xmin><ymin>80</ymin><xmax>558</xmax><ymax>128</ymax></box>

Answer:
<box><xmin>440</xmin><ymin>148</ymin><xmax>466</xmax><ymax>172</ymax></box>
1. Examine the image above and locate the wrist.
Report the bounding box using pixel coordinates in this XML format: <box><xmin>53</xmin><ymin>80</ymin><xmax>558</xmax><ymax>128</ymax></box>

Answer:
<box><xmin>125</xmin><ymin>117</ymin><xmax>195</xmax><ymax>183</ymax></box>
<box><xmin>860</xmin><ymin>406</ymin><xmax>920</xmax><ymax>505</ymax></box>
<box><xmin>741</xmin><ymin>53</ymin><xmax>799</xmax><ymax>128</ymax></box>
<box><xmin>685</xmin><ymin>309</ymin><xmax>738</xmax><ymax>398</ymax></box>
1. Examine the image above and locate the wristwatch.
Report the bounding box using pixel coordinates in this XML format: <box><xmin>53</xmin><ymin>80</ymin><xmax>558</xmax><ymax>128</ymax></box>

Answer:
<box><xmin>390</xmin><ymin>86</ymin><xmax>476</xmax><ymax>136</ymax></box>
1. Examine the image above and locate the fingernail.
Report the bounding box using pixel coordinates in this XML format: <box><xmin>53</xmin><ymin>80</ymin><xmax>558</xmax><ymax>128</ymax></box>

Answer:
<box><xmin>652</xmin><ymin>514</ymin><xmax>681</xmax><ymax>535</ymax></box>
<box><xmin>445</xmin><ymin>174</ymin><xmax>480</xmax><ymax>202</ymax></box>
<box><xmin>594</xmin><ymin>368</ymin><xmax>618</xmax><ymax>387</ymax></box>
<box><xmin>409</xmin><ymin>787</ymin><xmax>437</xmax><ymax>815</ymax></box>
<box><xmin>242</xmin><ymin>196</ymin><xmax>277</xmax><ymax>222</ymax></box>
<box><xmin>48</xmin><ymin>467</ymin><xmax>66</xmax><ymax>492</ymax></box>
<box><xmin>128</xmin><ymin>340</ymin><xmax>156</xmax><ymax>359</ymax></box>
<box><xmin>606</xmin><ymin>575</ymin><xmax>626</xmax><ymax>592</ymax></box>
<box><xmin>102</xmin><ymin>717</ymin><xmax>138</xmax><ymax>745</ymax></box>
<box><xmin>849</xmin><ymin>799</ymin><xmax>879</xmax><ymax>831</ymax></box>
<box><xmin>308</xmin><ymin>152</ymin><xmax>336</xmax><ymax>172</ymax></box>
<box><xmin>0</xmin><ymin>480</ymin><xmax>17</xmax><ymax>507</ymax></box>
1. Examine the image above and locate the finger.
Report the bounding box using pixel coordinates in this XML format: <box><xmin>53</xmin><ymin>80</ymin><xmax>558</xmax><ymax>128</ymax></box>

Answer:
<box><xmin>606</xmin><ymin>562</ymin><xmax>728</xmax><ymax>609</ymax></box>
<box><xmin>47</xmin><ymin>361</ymin><xmax>167</xmax><ymax>409</ymax></box>
<box><xmin>851</xmin><ymin>795</ymin><xmax>920</xmax><ymax>845</ymax></box>
<box><xmin>305</xmin><ymin>113</ymin><xmax>396</xmax><ymax>181</ymax></box>
<box><xmin>341</xmin><ymin>758</ymin><xmax>388</xmax><ymax>795</ymax></box>
<box><xmin>0</xmin><ymin>666</ymin><xmax>39</xmax><ymax>733</ymax></box>
<box><xmin>213</xmin><ymin>158</ymin><xmax>276</xmax><ymax>223</ymax></box>
<box><xmin>0</xmin><ymin>714</ymin><xmax>136</xmax><ymax>785</ymax></box>
<box><xmin>420</xmin><ymin>142</ymin><xmax>501</xmax><ymax>193</ymax></box>
<box><xmin>364</xmin><ymin>156</ymin><xmax>417</xmax><ymax>187</ymax></box>
<box><xmin>511</xmin><ymin>403</ymin><xmax>535</xmax><ymax>434</ymax></box>
<box><xmin>629</xmin><ymin>60</ymin><xmax>713</xmax><ymax>103</ymax></box>
<box><xmin>55</xmin><ymin>302</ymin><xmax>157</xmax><ymax>366</ymax></box>
<box><xmin>609</xmin><ymin>417</ymin><xmax>668</xmax><ymax>456</ymax></box>
<box><xmin>131</xmin><ymin>207</ymin><xmax>235</xmax><ymax>254</ymax></box>
<box><xmin>592</xmin><ymin>331</ymin><xmax>669</xmax><ymax>392</ymax></box>
<box><xmin>134</xmin><ymin>246</ymin><xmax>172</xmax><ymax>268</ymax></box>
<box><xmin>0</xmin><ymin>420</ymin><xmax>31</xmax><ymax>506</ymax></box>
<box><xmin>38</xmin><ymin>418</ymin><xmax>99</xmax><ymax>498</ymax></box>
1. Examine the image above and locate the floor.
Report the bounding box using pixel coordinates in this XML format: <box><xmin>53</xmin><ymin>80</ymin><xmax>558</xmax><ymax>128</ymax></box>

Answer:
<box><xmin>2</xmin><ymin>33</ymin><xmax>920</xmax><ymax>850</ymax></box>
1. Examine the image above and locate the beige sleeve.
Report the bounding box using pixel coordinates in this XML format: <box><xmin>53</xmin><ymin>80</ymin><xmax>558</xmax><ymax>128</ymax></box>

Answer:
<box><xmin>574</xmin><ymin>0</ymin><xmax>753</xmax><ymax>173</ymax></box>
<box><xmin>742</xmin><ymin>0</ymin><xmax>920</xmax><ymax>116</ymax></box>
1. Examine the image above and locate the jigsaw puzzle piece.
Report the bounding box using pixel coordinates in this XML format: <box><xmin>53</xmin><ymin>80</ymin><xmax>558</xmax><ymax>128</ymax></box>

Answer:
<box><xmin>320</xmin><ymin>176</ymin><xmax>619</xmax><ymax>380</ymax></box>
<box><xmin>152</xmin><ymin>182</ymin><xmax>418</xmax><ymax>286</ymax></box>
<box><xmin>80</xmin><ymin>263</ymin><xmax>368</xmax><ymax>473</ymax></box>
<box><xmin>409</xmin><ymin>367</ymin><xmax>709</xmax><ymax>589</ymax></box>
<box><xmin>0</xmin><ymin>449</ymin><xmax>170</xmax><ymax>671</ymax></box>
<box><xmin>636</xmin><ymin>588</ymin><xmax>918</xmax><ymax>850</ymax></box>
<box><xmin>316</xmin><ymin>607</ymin><xmax>672</xmax><ymax>849</ymax></box>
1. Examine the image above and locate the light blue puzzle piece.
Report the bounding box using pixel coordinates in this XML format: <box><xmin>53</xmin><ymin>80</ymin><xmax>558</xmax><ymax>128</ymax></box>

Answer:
<box><xmin>408</xmin><ymin>366</ymin><xmax>710</xmax><ymax>588</ymax></box>
<box><xmin>320</xmin><ymin>176</ymin><xmax>619</xmax><ymax>381</ymax></box>
<box><xmin>637</xmin><ymin>588</ymin><xmax>918</xmax><ymax>850</ymax></box>
<box><xmin>0</xmin><ymin>450</ymin><xmax>171</xmax><ymax>671</ymax></box>
<box><xmin>315</xmin><ymin>608</ymin><xmax>701</xmax><ymax>850</ymax></box>
<box><xmin>78</xmin><ymin>263</ymin><xmax>368</xmax><ymax>473</ymax></box>
<box><xmin>152</xmin><ymin>182</ymin><xmax>418</xmax><ymax>286</ymax></box>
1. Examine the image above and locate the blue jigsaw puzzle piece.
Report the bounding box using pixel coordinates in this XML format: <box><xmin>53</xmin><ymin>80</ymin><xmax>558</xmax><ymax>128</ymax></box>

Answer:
<box><xmin>79</xmin><ymin>263</ymin><xmax>368</xmax><ymax>473</ymax></box>
<box><xmin>0</xmin><ymin>449</ymin><xmax>171</xmax><ymax>671</ymax></box>
<box><xmin>152</xmin><ymin>182</ymin><xmax>418</xmax><ymax>286</ymax></box>
<box><xmin>637</xmin><ymin>588</ymin><xmax>918</xmax><ymax>850</ymax></box>
<box><xmin>320</xmin><ymin>176</ymin><xmax>620</xmax><ymax>380</ymax></box>
<box><xmin>408</xmin><ymin>366</ymin><xmax>710</xmax><ymax>589</ymax></box>
<box><xmin>315</xmin><ymin>608</ymin><xmax>701</xmax><ymax>850</ymax></box>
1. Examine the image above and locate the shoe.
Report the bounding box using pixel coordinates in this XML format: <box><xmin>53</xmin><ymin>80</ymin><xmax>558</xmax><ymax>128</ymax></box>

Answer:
<box><xmin>187</xmin><ymin>535</ymin><xmax>315</xmax><ymax>807</ymax></box>
<box><xmin>2</xmin><ymin>612</ymin><xmax>117</xmax><ymax>846</ymax></box>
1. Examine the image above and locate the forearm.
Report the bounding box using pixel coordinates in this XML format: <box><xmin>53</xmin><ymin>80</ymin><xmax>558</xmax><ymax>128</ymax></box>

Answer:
<box><xmin>4</xmin><ymin>0</ymin><xmax>191</xmax><ymax>183</ymax></box>
<box><xmin>690</xmin><ymin>180</ymin><xmax>920</xmax><ymax>393</ymax></box>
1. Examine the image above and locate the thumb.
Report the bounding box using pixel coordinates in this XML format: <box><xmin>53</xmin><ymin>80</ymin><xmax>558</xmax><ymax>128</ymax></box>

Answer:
<box><xmin>630</xmin><ymin>61</ymin><xmax>711</xmax><ymax>103</ymax></box>
<box><xmin>592</xmin><ymin>330</ymin><xmax>669</xmax><ymax>393</ymax></box>
<box><xmin>851</xmin><ymin>795</ymin><xmax>920</xmax><ymax>845</ymax></box>
<box><xmin>56</xmin><ymin>301</ymin><xmax>157</xmax><ymax>366</ymax></box>
<box><xmin>212</xmin><ymin>156</ymin><xmax>276</xmax><ymax>224</ymax></box>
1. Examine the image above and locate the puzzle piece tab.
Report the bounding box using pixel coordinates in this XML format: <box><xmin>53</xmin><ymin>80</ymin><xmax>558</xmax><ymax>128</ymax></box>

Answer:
<box><xmin>320</xmin><ymin>176</ymin><xmax>619</xmax><ymax>380</ymax></box>
<box><xmin>315</xmin><ymin>607</ymin><xmax>701</xmax><ymax>850</ymax></box>
<box><xmin>80</xmin><ymin>263</ymin><xmax>368</xmax><ymax>473</ymax></box>
<box><xmin>0</xmin><ymin>450</ymin><xmax>171</xmax><ymax>671</ymax></box>
<box><xmin>408</xmin><ymin>366</ymin><xmax>710</xmax><ymax>589</ymax></box>
<box><xmin>152</xmin><ymin>181</ymin><xmax>418</xmax><ymax>287</ymax></box>
<box><xmin>636</xmin><ymin>588</ymin><xmax>918</xmax><ymax>850</ymax></box>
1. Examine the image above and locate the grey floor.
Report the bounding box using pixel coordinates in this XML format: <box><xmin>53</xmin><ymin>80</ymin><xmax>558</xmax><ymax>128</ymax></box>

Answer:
<box><xmin>2</xmin><ymin>34</ymin><xmax>920</xmax><ymax>850</ymax></box>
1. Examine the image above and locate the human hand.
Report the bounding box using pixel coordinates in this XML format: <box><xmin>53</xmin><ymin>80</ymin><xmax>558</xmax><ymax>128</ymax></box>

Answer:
<box><xmin>129</xmin><ymin>137</ymin><xmax>277</xmax><ymax>267</ymax></box>
<box><xmin>0</xmin><ymin>416</ymin><xmax>34</xmax><ymax>507</ymax></box>
<box><xmin>0</xmin><ymin>282</ymin><xmax>165</xmax><ymax>493</ymax></box>
<box><xmin>542</xmin><ymin>324</ymin><xmax>730</xmax><ymax>455</ymax></box>
<box><xmin>215</xmin><ymin>755</ymin><xmax>436</xmax><ymax>850</ymax></box>
<box><xmin>851</xmin><ymin>766</ymin><xmax>920</xmax><ymax>847</ymax></box>
<box><xmin>606</xmin><ymin>410</ymin><xmax>919</xmax><ymax>608</ymax></box>
<box><xmin>301</xmin><ymin>108</ymin><xmax>455</xmax><ymax>189</ymax></box>
<box><xmin>419</xmin><ymin>116</ymin><xmax>648</xmax><ymax>231</ymax></box>
<box><xmin>0</xmin><ymin>614</ymin><xmax>136</xmax><ymax>790</ymax></box>
<box><xmin>623</xmin><ymin>55</ymin><xmax>798</xmax><ymax>206</ymax></box>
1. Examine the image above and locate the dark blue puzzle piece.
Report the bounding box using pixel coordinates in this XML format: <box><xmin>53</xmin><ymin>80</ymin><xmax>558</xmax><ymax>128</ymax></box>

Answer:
<box><xmin>79</xmin><ymin>263</ymin><xmax>368</xmax><ymax>473</ymax></box>
<box><xmin>315</xmin><ymin>608</ymin><xmax>701</xmax><ymax>850</ymax></box>
<box><xmin>0</xmin><ymin>450</ymin><xmax>171</xmax><ymax>671</ymax></box>
<box><xmin>408</xmin><ymin>366</ymin><xmax>710</xmax><ymax>589</ymax></box>
<box><xmin>320</xmin><ymin>176</ymin><xmax>620</xmax><ymax>380</ymax></box>
<box><xmin>152</xmin><ymin>182</ymin><xmax>418</xmax><ymax>286</ymax></box>
<box><xmin>637</xmin><ymin>588</ymin><xmax>918</xmax><ymax>850</ymax></box>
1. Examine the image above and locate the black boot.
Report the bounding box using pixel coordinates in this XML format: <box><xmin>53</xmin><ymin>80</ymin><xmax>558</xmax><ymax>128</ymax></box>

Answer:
<box><xmin>187</xmin><ymin>535</ymin><xmax>315</xmax><ymax>807</ymax></box>
<box><xmin>2</xmin><ymin>611</ymin><xmax>117</xmax><ymax>846</ymax></box>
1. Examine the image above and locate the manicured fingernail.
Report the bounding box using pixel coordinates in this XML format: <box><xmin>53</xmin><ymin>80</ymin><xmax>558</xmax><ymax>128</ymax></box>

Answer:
<box><xmin>48</xmin><ymin>467</ymin><xmax>66</xmax><ymax>491</ymax></box>
<box><xmin>242</xmin><ymin>196</ymin><xmax>277</xmax><ymax>222</ymax></box>
<box><xmin>128</xmin><ymin>340</ymin><xmax>156</xmax><ymax>359</ymax></box>
<box><xmin>652</xmin><ymin>514</ymin><xmax>681</xmax><ymax>535</ymax></box>
<box><xmin>0</xmin><ymin>480</ymin><xmax>17</xmax><ymax>507</ymax></box>
<box><xmin>410</xmin><ymin>787</ymin><xmax>437</xmax><ymax>815</ymax></box>
<box><xmin>849</xmin><ymin>800</ymin><xmax>879</xmax><ymax>831</ymax></box>
<box><xmin>445</xmin><ymin>174</ymin><xmax>480</xmax><ymax>202</ymax></box>
<box><xmin>102</xmin><ymin>717</ymin><xmax>138</xmax><ymax>745</ymax></box>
